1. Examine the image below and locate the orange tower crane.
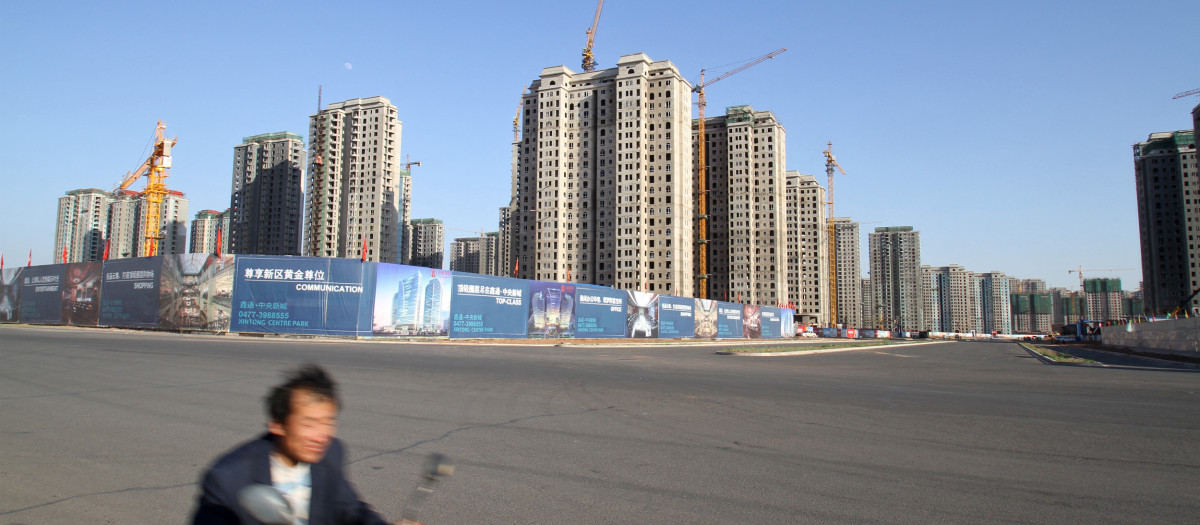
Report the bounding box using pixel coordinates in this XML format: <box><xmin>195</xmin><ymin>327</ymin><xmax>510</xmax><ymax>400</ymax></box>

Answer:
<box><xmin>1068</xmin><ymin>265</ymin><xmax>1133</xmax><ymax>291</ymax></box>
<box><xmin>693</xmin><ymin>48</ymin><xmax>786</xmax><ymax>299</ymax></box>
<box><xmin>824</xmin><ymin>142</ymin><xmax>847</xmax><ymax>326</ymax></box>
<box><xmin>581</xmin><ymin>0</ymin><xmax>605</xmax><ymax>72</ymax></box>
<box><xmin>116</xmin><ymin>121</ymin><xmax>177</xmax><ymax>257</ymax></box>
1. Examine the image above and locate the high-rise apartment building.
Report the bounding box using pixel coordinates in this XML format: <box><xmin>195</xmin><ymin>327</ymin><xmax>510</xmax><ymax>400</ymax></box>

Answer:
<box><xmin>450</xmin><ymin>233</ymin><xmax>499</xmax><ymax>275</ymax></box>
<box><xmin>513</xmin><ymin>53</ymin><xmax>695</xmax><ymax>296</ymax></box>
<box><xmin>409</xmin><ymin>218</ymin><xmax>445</xmax><ymax>269</ymax></box>
<box><xmin>977</xmin><ymin>271</ymin><xmax>1012</xmax><ymax>334</ymax></box>
<box><xmin>832</xmin><ymin>217</ymin><xmax>861</xmax><ymax>327</ymax></box>
<box><xmin>783</xmin><ymin>172</ymin><xmax>824</xmax><ymax>323</ymax></box>
<box><xmin>230</xmin><ymin>132</ymin><xmax>305</xmax><ymax>255</ymax></box>
<box><xmin>135</xmin><ymin>190</ymin><xmax>188</xmax><ymax>257</ymax></box>
<box><xmin>306</xmin><ymin>96</ymin><xmax>402</xmax><ymax>262</ymax></box>
<box><xmin>1010</xmin><ymin>278</ymin><xmax>1051</xmax><ymax>333</ymax></box>
<box><xmin>1084</xmin><ymin>278</ymin><xmax>1124</xmax><ymax>321</ymax></box>
<box><xmin>869</xmin><ymin>226</ymin><xmax>922</xmax><ymax>331</ymax></box>
<box><xmin>55</xmin><ymin>189</ymin><xmax>112</xmax><ymax>263</ymax></box>
<box><xmin>498</xmin><ymin>205</ymin><xmax>515</xmax><ymax>277</ymax></box>
<box><xmin>1133</xmin><ymin>130</ymin><xmax>1198</xmax><ymax>315</ymax></box>
<box><xmin>860</xmin><ymin>277</ymin><xmax>874</xmax><ymax>328</ymax></box>
<box><xmin>190</xmin><ymin>209</ymin><xmax>230</xmax><ymax>255</ymax></box>
<box><xmin>920</xmin><ymin>265</ymin><xmax>976</xmax><ymax>333</ymax></box>
<box><xmin>108</xmin><ymin>190</ymin><xmax>141</xmax><ymax>259</ymax></box>
<box><xmin>398</xmin><ymin>170</ymin><xmax>413</xmax><ymax>264</ymax></box>
<box><xmin>696</xmin><ymin>105</ymin><xmax>788</xmax><ymax>305</ymax></box>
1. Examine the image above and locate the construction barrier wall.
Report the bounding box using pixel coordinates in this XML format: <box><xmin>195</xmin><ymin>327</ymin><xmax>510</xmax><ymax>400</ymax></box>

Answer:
<box><xmin>4</xmin><ymin>255</ymin><xmax>795</xmax><ymax>340</ymax></box>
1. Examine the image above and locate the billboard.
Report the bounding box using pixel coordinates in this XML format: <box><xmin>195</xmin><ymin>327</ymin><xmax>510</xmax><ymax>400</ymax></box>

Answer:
<box><xmin>449</xmin><ymin>273</ymin><xmax>528</xmax><ymax>338</ymax></box>
<box><xmin>232</xmin><ymin>256</ymin><xmax>373</xmax><ymax>336</ymax></box>
<box><xmin>571</xmin><ymin>284</ymin><xmax>625</xmax><ymax>338</ymax></box>
<box><xmin>657</xmin><ymin>295</ymin><xmax>695</xmax><ymax>338</ymax></box>
<box><xmin>19</xmin><ymin>264</ymin><xmax>65</xmax><ymax>324</ymax></box>
<box><xmin>625</xmin><ymin>291</ymin><xmax>657</xmax><ymax>338</ymax></box>
<box><xmin>528</xmin><ymin>281</ymin><xmax>578</xmax><ymax>338</ymax></box>
<box><xmin>717</xmin><ymin>302</ymin><xmax>744</xmax><ymax>338</ymax></box>
<box><xmin>373</xmin><ymin>264</ymin><xmax>453</xmax><ymax>337</ymax></box>
<box><xmin>742</xmin><ymin>304</ymin><xmax>762</xmax><ymax>339</ymax></box>
<box><xmin>161</xmin><ymin>255</ymin><xmax>236</xmax><ymax>331</ymax></box>
<box><xmin>100</xmin><ymin>257</ymin><xmax>162</xmax><ymax>328</ymax></box>
<box><xmin>62</xmin><ymin>262</ymin><xmax>103</xmax><ymax>326</ymax></box>
<box><xmin>0</xmin><ymin>267</ymin><xmax>21</xmax><ymax>323</ymax></box>
<box><xmin>694</xmin><ymin>299</ymin><xmax>718</xmax><ymax>338</ymax></box>
<box><xmin>760</xmin><ymin>307</ymin><xmax>783</xmax><ymax>339</ymax></box>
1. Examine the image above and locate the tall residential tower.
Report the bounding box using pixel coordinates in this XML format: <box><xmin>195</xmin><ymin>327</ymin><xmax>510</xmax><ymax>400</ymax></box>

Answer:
<box><xmin>230</xmin><ymin>132</ymin><xmax>305</xmax><ymax>255</ymax></box>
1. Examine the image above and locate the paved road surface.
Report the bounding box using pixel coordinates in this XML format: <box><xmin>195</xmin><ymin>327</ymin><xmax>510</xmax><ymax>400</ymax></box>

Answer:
<box><xmin>2</xmin><ymin>326</ymin><xmax>1199</xmax><ymax>524</ymax></box>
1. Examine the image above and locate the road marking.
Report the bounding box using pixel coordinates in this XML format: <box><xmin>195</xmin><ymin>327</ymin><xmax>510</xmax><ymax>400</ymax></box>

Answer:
<box><xmin>876</xmin><ymin>352</ymin><xmax>917</xmax><ymax>358</ymax></box>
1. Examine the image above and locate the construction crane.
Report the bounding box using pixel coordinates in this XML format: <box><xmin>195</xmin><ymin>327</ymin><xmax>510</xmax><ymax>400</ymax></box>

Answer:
<box><xmin>513</xmin><ymin>88</ymin><xmax>525</xmax><ymax>142</ymax></box>
<box><xmin>1068</xmin><ymin>265</ymin><xmax>1133</xmax><ymax>290</ymax></box>
<box><xmin>116</xmin><ymin>121</ymin><xmax>176</xmax><ymax>257</ymax></box>
<box><xmin>823</xmin><ymin>142</ymin><xmax>847</xmax><ymax>326</ymax></box>
<box><xmin>581</xmin><ymin>0</ymin><xmax>605</xmax><ymax>72</ymax></box>
<box><xmin>403</xmin><ymin>155</ymin><xmax>422</xmax><ymax>172</ymax></box>
<box><xmin>1172</xmin><ymin>88</ymin><xmax>1200</xmax><ymax>99</ymax></box>
<box><xmin>693</xmin><ymin>47</ymin><xmax>787</xmax><ymax>299</ymax></box>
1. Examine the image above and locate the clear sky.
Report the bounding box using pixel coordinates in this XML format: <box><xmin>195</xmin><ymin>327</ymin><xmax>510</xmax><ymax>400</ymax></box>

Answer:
<box><xmin>2</xmin><ymin>0</ymin><xmax>1196</xmax><ymax>290</ymax></box>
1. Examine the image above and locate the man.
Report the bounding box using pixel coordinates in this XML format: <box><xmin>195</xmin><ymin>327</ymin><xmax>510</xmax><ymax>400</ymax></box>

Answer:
<box><xmin>192</xmin><ymin>364</ymin><xmax>403</xmax><ymax>524</ymax></box>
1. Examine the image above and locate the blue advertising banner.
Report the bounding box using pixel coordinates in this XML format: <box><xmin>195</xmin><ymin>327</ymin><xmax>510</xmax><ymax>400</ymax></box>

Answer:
<box><xmin>716</xmin><ymin>301</ymin><xmax>744</xmax><ymax>339</ymax></box>
<box><xmin>160</xmin><ymin>255</ymin><xmax>236</xmax><ymax>331</ymax></box>
<box><xmin>528</xmin><ymin>281</ymin><xmax>578</xmax><ymax>338</ymax></box>
<box><xmin>449</xmin><ymin>273</ymin><xmax>528</xmax><ymax>338</ymax></box>
<box><xmin>694</xmin><ymin>299</ymin><xmax>718</xmax><ymax>338</ymax></box>
<box><xmin>372</xmin><ymin>264</ymin><xmax>453</xmax><ymax>337</ymax></box>
<box><xmin>780</xmin><ymin>308</ymin><xmax>795</xmax><ymax>338</ymax></box>
<box><xmin>232</xmin><ymin>256</ymin><xmax>374</xmax><ymax>336</ymax></box>
<box><xmin>19</xmin><ymin>264</ymin><xmax>65</xmax><ymax>324</ymax></box>
<box><xmin>0</xmin><ymin>267</ymin><xmax>21</xmax><ymax>323</ymax></box>
<box><xmin>625</xmin><ymin>291</ymin><xmax>657</xmax><ymax>338</ymax></box>
<box><xmin>100</xmin><ymin>257</ymin><xmax>162</xmax><ymax>328</ymax></box>
<box><xmin>572</xmin><ymin>285</ymin><xmax>625</xmax><ymax>338</ymax></box>
<box><xmin>657</xmin><ymin>295</ymin><xmax>694</xmax><ymax>338</ymax></box>
<box><xmin>760</xmin><ymin>307</ymin><xmax>783</xmax><ymax>339</ymax></box>
<box><xmin>63</xmin><ymin>262</ymin><xmax>103</xmax><ymax>326</ymax></box>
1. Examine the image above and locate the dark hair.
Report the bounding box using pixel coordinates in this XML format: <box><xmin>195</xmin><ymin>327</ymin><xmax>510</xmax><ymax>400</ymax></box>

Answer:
<box><xmin>266</xmin><ymin>364</ymin><xmax>339</xmax><ymax>423</ymax></box>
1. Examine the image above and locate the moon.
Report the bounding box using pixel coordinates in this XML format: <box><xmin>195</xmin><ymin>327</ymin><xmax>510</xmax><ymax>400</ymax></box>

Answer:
<box><xmin>344</xmin><ymin>62</ymin><xmax>352</xmax><ymax>70</ymax></box>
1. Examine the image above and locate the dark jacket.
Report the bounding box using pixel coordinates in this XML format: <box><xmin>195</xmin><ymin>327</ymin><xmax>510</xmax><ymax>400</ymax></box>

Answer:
<box><xmin>192</xmin><ymin>433</ymin><xmax>388</xmax><ymax>525</ymax></box>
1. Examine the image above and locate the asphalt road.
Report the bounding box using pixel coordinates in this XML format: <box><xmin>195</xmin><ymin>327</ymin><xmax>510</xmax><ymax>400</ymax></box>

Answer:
<box><xmin>1</xmin><ymin>326</ymin><xmax>1198</xmax><ymax>524</ymax></box>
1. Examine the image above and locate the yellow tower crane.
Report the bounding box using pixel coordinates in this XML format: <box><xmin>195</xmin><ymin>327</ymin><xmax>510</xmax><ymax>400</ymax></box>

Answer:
<box><xmin>581</xmin><ymin>0</ymin><xmax>605</xmax><ymax>72</ymax></box>
<box><xmin>116</xmin><ymin>121</ymin><xmax>177</xmax><ymax>257</ymax></box>
<box><xmin>824</xmin><ymin>142</ymin><xmax>846</xmax><ymax>327</ymax></box>
<box><xmin>1068</xmin><ymin>265</ymin><xmax>1133</xmax><ymax>291</ymax></box>
<box><xmin>693</xmin><ymin>48</ymin><xmax>786</xmax><ymax>299</ymax></box>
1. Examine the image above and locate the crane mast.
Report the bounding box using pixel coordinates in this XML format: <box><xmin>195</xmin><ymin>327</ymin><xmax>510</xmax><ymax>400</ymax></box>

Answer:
<box><xmin>117</xmin><ymin>121</ymin><xmax>177</xmax><ymax>257</ymax></box>
<box><xmin>824</xmin><ymin>142</ymin><xmax>846</xmax><ymax>326</ymax></box>
<box><xmin>692</xmin><ymin>48</ymin><xmax>786</xmax><ymax>300</ymax></box>
<box><xmin>581</xmin><ymin>0</ymin><xmax>605</xmax><ymax>72</ymax></box>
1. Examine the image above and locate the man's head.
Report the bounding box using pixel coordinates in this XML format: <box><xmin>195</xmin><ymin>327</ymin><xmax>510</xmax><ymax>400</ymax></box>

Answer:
<box><xmin>266</xmin><ymin>364</ymin><xmax>339</xmax><ymax>466</ymax></box>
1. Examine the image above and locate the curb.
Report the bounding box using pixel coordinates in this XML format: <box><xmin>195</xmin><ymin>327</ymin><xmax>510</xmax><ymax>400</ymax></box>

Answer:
<box><xmin>718</xmin><ymin>340</ymin><xmax>948</xmax><ymax>357</ymax></box>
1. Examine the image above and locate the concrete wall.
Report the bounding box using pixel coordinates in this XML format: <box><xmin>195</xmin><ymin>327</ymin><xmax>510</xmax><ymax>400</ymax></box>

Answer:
<box><xmin>1102</xmin><ymin>317</ymin><xmax>1200</xmax><ymax>358</ymax></box>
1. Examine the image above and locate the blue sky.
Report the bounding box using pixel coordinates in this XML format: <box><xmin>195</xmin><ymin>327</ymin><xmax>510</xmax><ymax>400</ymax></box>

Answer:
<box><xmin>2</xmin><ymin>0</ymin><xmax>1196</xmax><ymax>290</ymax></box>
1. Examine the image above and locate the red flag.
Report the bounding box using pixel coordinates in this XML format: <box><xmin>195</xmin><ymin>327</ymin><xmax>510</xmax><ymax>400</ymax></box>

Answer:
<box><xmin>215</xmin><ymin>228</ymin><xmax>223</xmax><ymax>258</ymax></box>
<box><xmin>566</xmin><ymin>266</ymin><xmax>571</xmax><ymax>283</ymax></box>
<box><xmin>737</xmin><ymin>292</ymin><xmax>742</xmax><ymax>303</ymax></box>
<box><xmin>27</xmin><ymin>249</ymin><xmax>32</xmax><ymax>267</ymax></box>
<box><xmin>62</xmin><ymin>245</ymin><xmax>67</xmax><ymax>263</ymax></box>
<box><xmin>514</xmin><ymin>259</ymin><xmax>519</xmax><ymax>277</ymax></box>
<box><xmin>103</xmin><ymin>238</ymin><xmax>110</xmax><ymax>261</ymax></box>
<box><xmin>361</xmin><ymin>237</ymin><xmax>367</xmax><ymax>262</ymax></box>
<box><xmin>1</xmin><ymin>253</ymin><xmax>4</xmax><ymax>271</ymax></box>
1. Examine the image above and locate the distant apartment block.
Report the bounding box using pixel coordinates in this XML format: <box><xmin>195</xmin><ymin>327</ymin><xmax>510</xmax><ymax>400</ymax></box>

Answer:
<box><xmin>230</xmin><ymin>132</ymin><xmax>304</xmax><ymax>255</ymax></box>
<box><xmin>1010</xmin><ymin>278</ymin><xmax>1050</xmax><ymax>333</ymax></box>
<box><xmin>306</xmin><ymin>96</ymin><xmax>402</xmax><ymax>262</ymax></box>
<box><xmin>696</xmin><ymin>105</ymin><xmax>788</xmax><ymax>306</ymax></box>
<box><xmin>450</xmin><ymin>233</ymin><xmax>499</xmax><ymax>275</ymax></box>
<box><xmin>55</xmin><ymin>188</ymin><xmax>112</xmax><ymax>263</ymax></box>
<box><xmin>410</xmin><ymin>218</ymin><xmax>445</xmax><ymax>269</ymax></box>
<box><xmin>108</xmin><ymin>190</ymin><xmax>141</xmax><ymax>259</ymax></box>
<box><xmin>920</xmin><ymin>265</ymin><xmax>977</xmax><ymax>333</ymax></box>
<box><xmin>190</xmin><ymin>209</ymin><xmax>230</xmax><ymax>255</ymax></box>
<box><xmin>1084</xmin><ymin>278</ymin><xmax>1124</xmax><ymax>321</ymax></box>
<box><xmin>860</xmin><ymin>277</ymin><xmax>874</xmax><ymax>328</ymax></box>
<box><xmin>832</xmin><ymin>217</ymin><xmax>861</xmax><ymax>327</ymax></box>
<box><xmin>1133</xmin><ymin>130</ymin><xmax>1199</xmax><ymax>315</ymax></box>
<box><xmin>976</xmin><ymin>272</ymin><xmax>1012</xmax><ymax>334</ymax></box>
<box><xmin>514</xmin><ymin>53</ymin><xmax>695</xmax><ymax>296</ymax></box>
<box><xmin>398</xmin><ymin>169</ymin><xmax>413</xmax><ymax>264</ymax></box>
<box><xmin>784</xmin><ymin>172</ymin><xmax>825</xmax><ymax>323</ymax></box>
<box><xmin>869</xmin><ymin>226</ymin><xmax>922</xmax><ymax>331</ymax></box>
